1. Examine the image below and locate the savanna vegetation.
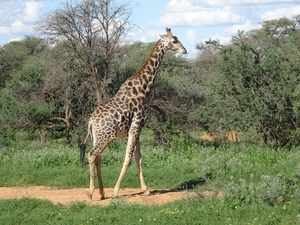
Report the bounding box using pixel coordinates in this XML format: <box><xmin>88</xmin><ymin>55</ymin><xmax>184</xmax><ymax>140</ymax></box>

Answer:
<box><xmin>1</xmin><ymin>138</ymin><xmax>300</xmax><ymax>224</ymax></box>
<box><xmin>1</xmin><ymin>0</ymin><xmax>300</xmax><ymax>224</ymax></box>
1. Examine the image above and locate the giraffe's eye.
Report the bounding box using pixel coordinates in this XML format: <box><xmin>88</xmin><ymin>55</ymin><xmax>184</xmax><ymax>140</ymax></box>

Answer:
<box><xmin>172</xmin><ymin>39</ymin><xmax>178</xmax><ymax>44</ymax></box>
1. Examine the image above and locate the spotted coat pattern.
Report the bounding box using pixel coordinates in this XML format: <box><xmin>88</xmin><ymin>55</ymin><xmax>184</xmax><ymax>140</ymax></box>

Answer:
<box><xmin>84</xmin><ymin>28</ymin><xmax>187</xmax><ymax>200</ymax></box>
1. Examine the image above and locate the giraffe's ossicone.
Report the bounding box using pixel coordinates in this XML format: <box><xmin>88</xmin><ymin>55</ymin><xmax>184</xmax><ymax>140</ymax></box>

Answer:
<box><xmin>83</xmin><ymin>28</ymin><xmax>187</xmax><ymax>200</ymax></box>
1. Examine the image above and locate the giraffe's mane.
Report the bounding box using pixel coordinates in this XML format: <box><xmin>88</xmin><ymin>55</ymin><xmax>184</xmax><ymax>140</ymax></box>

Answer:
<box><xmin>127</xmin><ymin>39</ymin><xmax>162</xmax><ymax>80</ymax></box>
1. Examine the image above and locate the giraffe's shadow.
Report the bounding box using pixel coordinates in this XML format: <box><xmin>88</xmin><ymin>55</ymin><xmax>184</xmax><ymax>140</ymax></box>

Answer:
<box><xmin>118</xmin><ymin>189</ymin><xmax>175</xmax><ymax>198</ymax></box>
<box><xmin>119</xmin><ymin>174</ymin><xmax>210</xmax><ymax>199</ymax></box>
<box><xmin>171</xmin><ymin>173</ymin><xmax>212</xmax><ymax>191</ymax></box>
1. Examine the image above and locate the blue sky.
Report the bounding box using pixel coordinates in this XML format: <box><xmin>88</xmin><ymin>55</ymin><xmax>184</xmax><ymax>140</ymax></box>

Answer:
<box><xmin>1</xmin><ymin>0</ymin><xmax>300</xmax><ymax>58</ymax></box>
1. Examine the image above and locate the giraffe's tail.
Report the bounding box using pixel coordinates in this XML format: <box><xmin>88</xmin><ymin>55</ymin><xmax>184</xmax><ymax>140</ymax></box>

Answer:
<box><xmin>79</xmin><ymin>120</ymin><xmax>93</xmax><ymax>167</ymax></box>
<box><xmin>79</xmin><ymin>142</ymin><xmax>86</xmax><ymax>168</ymax></box>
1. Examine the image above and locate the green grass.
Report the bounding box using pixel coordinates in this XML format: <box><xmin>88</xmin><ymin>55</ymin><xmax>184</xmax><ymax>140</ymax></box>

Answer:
<box><xmin>1</xmin><ymin>136</ymin><xmax>300</xmax><ymax>224</ymax></box>
<box><xmin>0</xmin><ymin>196</ymin><xmax>299</xmax><ymax>224</ymax></box>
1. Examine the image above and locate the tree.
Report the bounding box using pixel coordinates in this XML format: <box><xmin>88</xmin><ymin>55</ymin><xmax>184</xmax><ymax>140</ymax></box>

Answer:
<box><xmin>0</xmin><ymin>60</ymin><xmax>55</xmax><ymax>144</ymax></box>
<box><xmin>38</xmin><ymin>0</ymin><xmax>133</xmax><ymax>105</ymax></box>
<box><xmin>0</xmin><ymin>36</ymin><xmax>90</xmax><ymax>145</ymax></box>
<box><xmin>196</xmin><ymin>16</ymin><xmax>300</xmax><ymax>148</ymax></box>
<box><xmin>0</xmin><ymin>36</ymin><xmax>45</xmax><ymax>89</ymax></box>
<box><xmin>41</xmin><ymin>41</ymin><xmax>96</xmax><ymax>144</ymax></box>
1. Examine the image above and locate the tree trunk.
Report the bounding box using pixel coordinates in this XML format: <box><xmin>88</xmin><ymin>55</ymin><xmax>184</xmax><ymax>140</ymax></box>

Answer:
<box><xmin>92</xmin><ymin>69</ymin><xmax>103</xmax><ymax>105</ymax></box>
<box><xmin>39</xmin><ymin>126</ymin><xmax>46</xmax><ymax>145</ymax></box>
<box><xmin>65</xmin><ymin>105</ymin><xmax>72</xmax><ymax>144</ymax></box>
<box><xmin>102</xmin><ymin>59</ymin><xmax>109</xmax><ymax>101</ymax></box>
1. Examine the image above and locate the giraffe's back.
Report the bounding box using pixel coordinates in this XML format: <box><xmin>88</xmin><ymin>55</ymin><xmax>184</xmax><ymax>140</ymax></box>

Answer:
<box><xmin>89</xmin><ymin>101</ymin><xmax>133</xmax><ymax>140</ymax></box>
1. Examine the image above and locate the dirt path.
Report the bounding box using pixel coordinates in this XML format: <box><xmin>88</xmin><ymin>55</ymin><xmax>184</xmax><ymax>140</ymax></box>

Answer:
<box><xmin>0</xmin><ymin>186</ymin><xmax>201</xmax><ymax>206</ymax></box>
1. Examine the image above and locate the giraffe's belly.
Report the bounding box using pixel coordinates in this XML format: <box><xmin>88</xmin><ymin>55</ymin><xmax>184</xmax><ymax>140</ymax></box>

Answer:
<box><xmin>116</xmin><ymin>131</ymin><xmax>128</xmax><ymax>139</ymax></box>
<box><xmin>115</xmin><ymin>127</ymin><xmax>128</xmax><ymax>139</ymax></box>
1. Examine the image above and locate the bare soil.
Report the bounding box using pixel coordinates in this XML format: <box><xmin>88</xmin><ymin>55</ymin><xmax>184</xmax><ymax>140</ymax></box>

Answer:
<box><xmin>0</xmin><ymin>186</ymin><xmax>207</xmax><ymax>206</ymax></box>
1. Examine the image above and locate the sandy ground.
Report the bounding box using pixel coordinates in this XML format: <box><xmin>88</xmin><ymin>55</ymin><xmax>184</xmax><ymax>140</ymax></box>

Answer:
<box><xmin>0</xmin><ymin>186</ymin><xmax>205</xmax><ymax>206</ymax></box>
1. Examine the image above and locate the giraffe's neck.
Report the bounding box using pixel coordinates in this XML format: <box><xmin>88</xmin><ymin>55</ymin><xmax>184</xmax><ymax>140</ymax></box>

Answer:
<box><xmin>116</xmin><ymin>40</ymin><xmax>166</xmax><ymax>103</ymax></box>
<box><xmin>133</xmin><ymin>40</ymin><xmax>165</xmax><ymax>82</ymax></box>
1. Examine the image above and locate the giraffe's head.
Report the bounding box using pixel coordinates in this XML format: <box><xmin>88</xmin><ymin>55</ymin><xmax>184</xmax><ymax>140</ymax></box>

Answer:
<box><xmin>159</xmin><ymin>28</ymin><xmax>187</xmax><ymax>54</ymax></box>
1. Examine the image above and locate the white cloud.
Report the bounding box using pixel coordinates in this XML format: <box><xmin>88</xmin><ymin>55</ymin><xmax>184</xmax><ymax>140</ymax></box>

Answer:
<box><xmin>0</xmin><ymin>19</ymin><xmax>29</xmax><ymax>35</ymax></box>
<box><xmin>0</xmin><ymin>26</ymin><xmax>9</xmax><ymax>35</ymax></box>
<box><xmin>224</xmin><ymin>20</ymin><xmax>257</xmax><ymax>35</ymax></box>
<box><xmin>12</xmin><ymin>19</ymin><xmax>36</xmax><ymax>34</ymax></box>
<box><xmin>0</xmin><ymin>0</ymin><xmax>43</xmax><ymax>36</ymax></box>
<box><xmin>261</xmin><ymin>5</ymin><xmax>300</xmax><ymax>21</ymax></box>
<box><xmin>152</xmin><ymin>9</ymin><xmax>244</xmax><ymax>27</ymax></box>
<box><xmin>137</xmin><ymin>28</ymin><xmax>165</xmax><ymax>43</ymax></box>
<box><xmin>22</xmin><ymin>1</ymin><xmax>43</xmax><ymax>23</ymax></box>
<box><xmin>166</xmin><ymin>0</ymin><xmax>209</xmax><ymax>13</ymax></box>
<box><xmin>186</xmin><ymin>29</ymin><xmax>197</xmax><ymax>44</ymax></box>
<box><xmin>187</xmin><ymin>0</ymin><xmax>300</xmax><ymax>7</ymax></box>
<box><xmin>152</xmin><ymin>0</ymin><xmax>300</xmax><ymax>28</ymax></box>
<box><xmin>8</xmin><ymin>37</ymin><xmax>22</xmax><ymax>43</ymax></box>
<box><xmin>203</xmin><ymin>33</ymin><xmax>232</xmax><ymax>45</ymax></box>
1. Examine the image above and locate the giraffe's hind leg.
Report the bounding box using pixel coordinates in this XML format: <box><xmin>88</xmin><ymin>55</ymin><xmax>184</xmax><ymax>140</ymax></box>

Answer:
<box><xmin>95</xmin><ymin>154</ymin><xmax>107</xmax><ymax>199</ymax></box>
<box><xmin>86</xmin><ymin>152</ymin><xmax>96</xmax><ymax>200</ymax></box>
<box><xmin>134</xmin><ymin>140</ymin><xmax>150</xmax><ymax>196</ymax></box>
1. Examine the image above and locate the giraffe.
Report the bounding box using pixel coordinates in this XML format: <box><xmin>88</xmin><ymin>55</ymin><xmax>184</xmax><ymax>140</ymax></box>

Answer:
<box><xmin>83</xmin><ymin>28</ymin><xmax>187</xmax><ymax>200</ymax></box>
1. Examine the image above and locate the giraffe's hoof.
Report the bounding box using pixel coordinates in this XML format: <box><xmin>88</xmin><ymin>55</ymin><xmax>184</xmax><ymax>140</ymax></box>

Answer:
<box><xmin>85</xmin><ymin>192</ymin><xmax>93</xmax><ymax>200</ymax></box>
<box><xmin>143</xmin><ymin>190</ymin><xmax>151</xmax><ymax>196</ymax></box>
<box><xmin>113</xmin><ymin>189</ymin><xmax>119</xmax><ymax>198</ymax></box>
<box><xmin>100</xmin><ymin>194</ymin><xmax>107</xmax><ymax>200</ymax></box>
<box><xmin>112</xmin><ymin>194</ymin><xmax>120</xmax><ymax>199</ymax></box>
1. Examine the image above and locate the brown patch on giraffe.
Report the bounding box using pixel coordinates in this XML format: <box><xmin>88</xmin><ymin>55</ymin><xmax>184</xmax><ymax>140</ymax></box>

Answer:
<box><xmin>132</xmin><ymin>87</ymin><xmax>138</xmax><ymax>95</ymax></box>
<box><xmin>142</xmin><ymin>74</ymin><xmax>147</xmax><ymax>81</ymax></box>
<box><xmin>0</xmin><ymin>186</ymin><xmax>223</xmax><ymax>206</ymax></box>
<box><xmin>146</xmin><ymin>66</ymin><xmax>151</xmax><ymax>74</ymax></box>
<box><xmin>149</xmin><ymin>59</ymin><xmax>155</xmax><ymax>66</ymax></box>
<box><xmin>138</xmin><ymin>86</ymin><xmax>145</xmax><ymax>96</ymax></box>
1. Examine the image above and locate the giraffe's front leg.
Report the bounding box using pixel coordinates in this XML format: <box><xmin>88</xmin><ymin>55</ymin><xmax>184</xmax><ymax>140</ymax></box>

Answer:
<box><xmin>113</xmin><ymin>130</ymin><xmax>138</xmax><ymax>197</ymax></box>
<box><xmin>86</xmin><ymin>152</ymin><xmax>96</xmax><ymax>200</ymax></box>
<box><xmin>134</xmin><ymin>141</ymin><xmax>150</xmax><ymax>196</ymax></box>
<box><xmin>113</xmin><ymin>149</ymin><xmax>133</xmax><ymax>197</ymax></box>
